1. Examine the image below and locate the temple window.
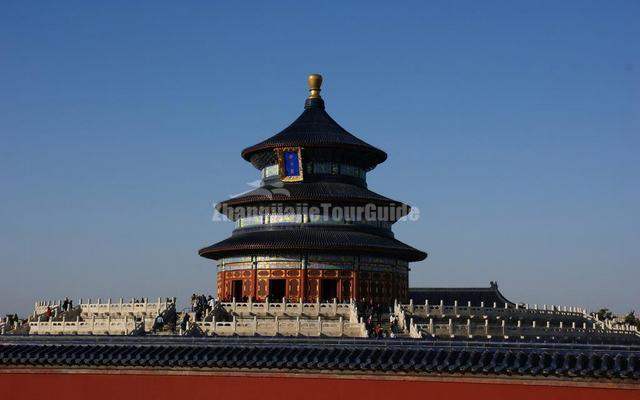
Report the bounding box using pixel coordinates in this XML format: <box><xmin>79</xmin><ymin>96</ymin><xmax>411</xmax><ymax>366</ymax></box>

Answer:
<box><xmin>236</xmin><ymin>212</ymin><xmax>391</xmax><ymax>230</ymax></box>
<box><xmin>261</xmin><ymin>164</ymin><xmax>280</xmax><ymax>179</ymax></box>
<box><xmin>262</xmin><ymin>162</ymin><xmax>366</xmax><ymax>181</ymax></box>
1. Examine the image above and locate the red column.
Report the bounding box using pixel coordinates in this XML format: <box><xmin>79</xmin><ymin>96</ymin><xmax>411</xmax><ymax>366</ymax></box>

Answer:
<box><xmin>301</xmin><ymin>269</ymin><xmax>307</xmax><ymax>302</ymax></box>
<box><xmin>218</xmin><ymin>270</ymin><xmax>226</xmax><ymax>300</ymax></box>
<box><xmin>352</xmin><ymin>258</ymin><xmax>359</xmax><ymax>302</ymax></box>
<box><xmin>251</xmin><ymin>261</ymin><xmax>257</xmax><ymax>301</ymax></box>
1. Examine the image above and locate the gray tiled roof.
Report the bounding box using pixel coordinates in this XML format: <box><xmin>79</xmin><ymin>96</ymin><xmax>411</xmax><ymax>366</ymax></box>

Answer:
<box><xmin>241</xmin><ymin>106</ymin><xmax>387</xmax><ymax>170</ymax></box>
<box><xmin>1</xmin><ymin>337</ymin><xmax>638</xmax><ymax>380</ymax></box>
<box><xmin>409</xmin><ymin>283</ymin><xmax>515</xmax><ymax>306</ymax></box>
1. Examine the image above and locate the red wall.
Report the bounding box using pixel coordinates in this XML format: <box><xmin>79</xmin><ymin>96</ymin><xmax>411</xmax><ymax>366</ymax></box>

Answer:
<box><xmin>2</xmin><ymin>370</ymin><xmax>638</xmax><ymax>400</ymax></box>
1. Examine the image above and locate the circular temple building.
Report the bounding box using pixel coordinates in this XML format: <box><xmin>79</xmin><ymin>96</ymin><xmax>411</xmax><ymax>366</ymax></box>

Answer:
<box><xmin>199</xmin><ymin>74</ymin><xmax>427</xmax><ymax>303</ymax></box>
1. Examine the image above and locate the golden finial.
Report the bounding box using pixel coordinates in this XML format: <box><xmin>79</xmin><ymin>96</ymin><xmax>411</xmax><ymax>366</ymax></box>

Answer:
<box><xmin>308</xmin><ymin>74</ymin><xmax>323</xmax><ymax>99</ymax></box>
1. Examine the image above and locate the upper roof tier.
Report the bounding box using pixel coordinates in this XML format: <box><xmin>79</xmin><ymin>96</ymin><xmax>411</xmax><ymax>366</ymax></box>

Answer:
<box><xmin>241</xmin><ymin>74</ymin><xmax>388</xmax><ymax>171</ymax></box>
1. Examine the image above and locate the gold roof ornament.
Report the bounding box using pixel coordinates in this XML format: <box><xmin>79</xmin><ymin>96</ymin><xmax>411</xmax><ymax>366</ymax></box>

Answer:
<box><xmin>307</xmin><ymin>74</ymin><xmax>323</xmax><ymax>99</ymax></box>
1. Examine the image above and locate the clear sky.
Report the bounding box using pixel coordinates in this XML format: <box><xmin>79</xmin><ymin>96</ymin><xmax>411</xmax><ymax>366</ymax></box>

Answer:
<box><xmin>1</xmin><ymin>1</ymin><xmax>638</xmax><ymax>316</ymax></box>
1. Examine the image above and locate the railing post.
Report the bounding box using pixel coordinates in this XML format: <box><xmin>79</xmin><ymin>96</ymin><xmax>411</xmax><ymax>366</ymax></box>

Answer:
<box><xmin>339</xmin><ymin>316</ymin><xmax>343</xmax><ymax>336</ymax></box>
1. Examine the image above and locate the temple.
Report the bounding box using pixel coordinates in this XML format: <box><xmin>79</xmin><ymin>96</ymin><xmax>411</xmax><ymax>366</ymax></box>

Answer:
<box><xmin>199</xmin><ymin>74</ymin><xmax>426</xmax><ymax>304</ymax></box>
<box><xmin>1</xmin><ymin>74</ymin><xmax>639</xmax><ymax>398</ymax></box>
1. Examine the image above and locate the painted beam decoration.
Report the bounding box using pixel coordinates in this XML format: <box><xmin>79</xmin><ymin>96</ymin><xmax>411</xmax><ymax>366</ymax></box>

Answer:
<box><xmin>277</xmin><ymin>147</ymin><xmax>304</xmax><ymax>182</ymax></box>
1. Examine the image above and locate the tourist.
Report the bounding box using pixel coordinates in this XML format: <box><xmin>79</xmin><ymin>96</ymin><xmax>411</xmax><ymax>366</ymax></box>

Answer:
<box><xmin>181</xmin><ymin>313</ymin><xmax>190</xmax><ymax>331</ymax></box>
<box><xmin>153</xmin><ymin>315</ymin><xmax>164</xmax><ymax>332</ymax></box>
<box><xmin>44</xmin><ymin>306</ymin><xmax>52</xmax><ymax>319</ymax></box>
<box><xmin>375</xmin><ymin>323</ymin><xmax>383</xmax><ymax>339</ymax></box>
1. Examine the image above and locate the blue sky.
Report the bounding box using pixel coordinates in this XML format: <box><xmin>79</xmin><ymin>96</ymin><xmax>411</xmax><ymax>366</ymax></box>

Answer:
<box><xmin>0</xmin><ymin>1</ymin><xmax>638</xmax><ymax>315</ymax></box>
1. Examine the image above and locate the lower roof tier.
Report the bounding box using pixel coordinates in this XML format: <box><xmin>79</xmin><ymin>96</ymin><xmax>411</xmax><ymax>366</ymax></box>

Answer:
<box><xmin>199</xmin><ymin>227</ymin><xmax>427</xmax><ymax>262</ymax></box>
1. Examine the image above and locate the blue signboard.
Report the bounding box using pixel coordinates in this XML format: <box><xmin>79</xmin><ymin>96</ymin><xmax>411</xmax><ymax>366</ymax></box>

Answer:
<box><xmin>277</xmin><ymin>147</ymin><xmax>304</xmax><ymax>182</ymax></box>
<box><xmin>284</xmin><ymin>150</ymin><xmax>301</xmax><ymax>177</ymax></box>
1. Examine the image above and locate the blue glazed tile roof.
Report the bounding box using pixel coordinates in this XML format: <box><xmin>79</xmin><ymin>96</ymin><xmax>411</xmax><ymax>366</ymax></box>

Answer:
<box><xmin>1</xmin><ymin>336</ymin><xmax>638</xmax><ymax>381</ymax></box>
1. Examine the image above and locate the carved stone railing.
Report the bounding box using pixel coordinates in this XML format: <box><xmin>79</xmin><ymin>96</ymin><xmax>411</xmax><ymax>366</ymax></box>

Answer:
<box><xmin>393</xmin><ymin>300</ymin><xmax>408</xmax><ymax>331</ymax></box>
<box><xmin>191</xmin><ymin>316</ymin><xmax>367</xmax><ymax>337</ymax></box>
<box><xmin>28</xmin><ymin>316</ymin><xmax>137</xmax><ymax>335</ymax></box>
<box><xmin>413</xmin><ymin>317</ymin><xmax>639</xmax><ymax>340</ymax></box>
<box><xmin>35</xmin><ymin>298</ymin><xmax>174</xmax><ymax>319</ymax></box>
<box><xmin>219</xmin><ymin>298</ymin><xmax>354</xmax><ymax>319</ymax></box>
<box><xmin>400</xmin><ymin>300</ymin><xmax>597</xmax><ymax>326</ymax></box>
<box><xmin>78</xmin><ymin>298</ymin><xmax>173</xmax><ymax>317</ymax></box>
<box><xmin>33</xmin><ymin>302</ymin><xmax>62</xmax><ymax>317</ymax></box>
